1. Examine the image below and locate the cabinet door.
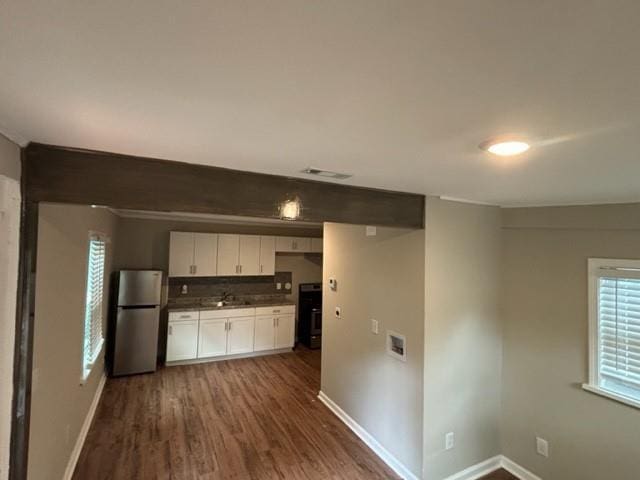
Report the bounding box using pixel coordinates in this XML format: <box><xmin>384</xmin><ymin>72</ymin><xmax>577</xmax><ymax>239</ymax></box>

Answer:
<box><xmin>198</xmin><ymin>318</ymin><xmax>228</xmax><ymax>358</ymax></box>
<box><xmin>193</xmin><ymin>233</ymin><xmax>218</xmax><ymax>276</ymax></box>
<box><xmin>275</xmin><ymin>236</ymin><xmax>294</xmax><ymax>252</ymax></box>
<box><xmin>275</xmin><ymin>314</ymin><xmax>295</xmax><ymax>349</ymax></box>
<box><xmin>311</xmin><ymin>238</ymin><xmax>323</xmax><ymax>253</ymax></box>
<box><xmin>166</xmin><ymin>319</ymin><xmax>198</xmax><ymax>361</ymax></box>
<box><xmin>238</xmin><ymin>235</ymin><xmax>261</xmax><ymax>275</ymax></box>
<box><xmin>227</xmin><ymin>316</ymin><xmax>255</xmax><ymax>354</ymax></box>
<box><xmin>217</xmin><ymin>234</ymin><xmax>240</xmax><ymax>276</ymax></box>
<box><xmin>292</xmin><ymin>237</ymin><xmax>312</xmax><ymax>252</ymax></box>
<box><xmin>254</xmin><ymin>315</ymin><xmax>275</xmax><ymax>351</ymax></box>
<box><xmin>169</xmin><ymin>232</ymin><xmax>194</xmax><ymax>277</ymax></box>
<box><xmin>258</xmin><ymin>236</ymin><xmax>276</xmax><ymax>275</ymax></box>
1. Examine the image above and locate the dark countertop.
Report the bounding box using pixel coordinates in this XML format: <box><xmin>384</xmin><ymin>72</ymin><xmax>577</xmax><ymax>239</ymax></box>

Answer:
<box><xmin>167</xmin><ymin>299</ymin><xmax>295</xmax><ymax>313</ymax></box>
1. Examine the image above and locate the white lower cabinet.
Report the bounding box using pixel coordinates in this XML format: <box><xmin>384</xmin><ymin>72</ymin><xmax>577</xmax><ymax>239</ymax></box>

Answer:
<box><xmin>227</xmin><ymin>316</ymin><xmax>255</xmax><ymax>354</ymax></box>
<box><xmin>167</xmin><ymin>305</ymin><xmax>294</xmax><ymax>364</ymax></box>
<box><xmin>275</xmin><ymin>314</ymin><xmax>295</xmax><ymax>349</ymax></box>
<box><xmin>254</xmin><ymin>315</ymin><xmax>276</xmax><ymax>352</ymax></box>
<box><xmin>167</xmin><ymin>317</ymin><xmax>199</xmax><ymax>361</ymax></box>
<box><xmin>198</xmin><ymin>318</ymin><xmax>228</xmax><ymax>358</ymax></box>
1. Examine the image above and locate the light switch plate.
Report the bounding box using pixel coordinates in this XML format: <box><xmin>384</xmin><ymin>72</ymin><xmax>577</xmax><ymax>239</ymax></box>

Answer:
<box><xmin>366</xmin><ymin>226</ymin><xmax>377</xmax><ymax>236</ymax></box>
<box><xmin>445</xmin><ymin>432</ymin><xmax>455</xmax><ymax>450</ymax></box>
<box><xmin>371</xmin><ymin>319</ymin><xmax>379</xmax><ymax>334</ymax></box>
<box><xmin>536</xmin><ymin>437</ymin><xmax>549</xmax><ymax>457</ymax></box>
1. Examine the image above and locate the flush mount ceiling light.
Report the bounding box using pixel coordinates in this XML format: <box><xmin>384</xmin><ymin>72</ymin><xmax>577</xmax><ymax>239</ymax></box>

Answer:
<box><xmin>301</xmin><ymin>167</ymin><xmax>352</xmax><ymax>180</ymax></box>
<box><xmin>279</xmin><ymin>198</ymin><xmax>302</xmax><ymax>220</ymax></box>
<box><xmin>479</xmin><ymin>138</ymin><xmax>531</xmax><ymax>156</ymax></box>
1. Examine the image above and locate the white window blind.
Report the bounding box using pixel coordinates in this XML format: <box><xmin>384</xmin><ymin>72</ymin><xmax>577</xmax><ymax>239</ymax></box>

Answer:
<box><xmin>83</xmin><ymin>234</ymin><xmax>106</xmax><ymax>379</ymax></box>
<box><xmin>598</xmin><ymin>277</ymin><xmax>640</xmax><ymax>390</ymax></box>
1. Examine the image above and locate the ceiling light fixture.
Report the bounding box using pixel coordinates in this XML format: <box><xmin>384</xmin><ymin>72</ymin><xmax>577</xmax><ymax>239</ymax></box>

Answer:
<box><xmin>479</xmin><ymin>138</ymin><xmax>530</xmax><ymax>156</ymax></box>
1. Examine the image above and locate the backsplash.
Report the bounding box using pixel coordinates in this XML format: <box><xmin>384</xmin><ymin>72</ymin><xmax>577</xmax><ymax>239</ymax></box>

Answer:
<box><xmin>168</xmin><ymin>272</ymin><xmax>293</xmax><ymax>300</ymax></box>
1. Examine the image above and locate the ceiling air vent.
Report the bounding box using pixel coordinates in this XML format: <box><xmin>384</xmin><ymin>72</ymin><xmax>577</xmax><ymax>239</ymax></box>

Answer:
<box><xmin>301</xmin><ymin>167</ymin><xmax>352</xmax><ymax>180</ymax></box>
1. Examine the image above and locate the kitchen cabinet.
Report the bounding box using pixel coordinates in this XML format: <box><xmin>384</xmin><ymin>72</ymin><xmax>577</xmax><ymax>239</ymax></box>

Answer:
<box><xmin>166</xmin><ymin>316</ymin><xmax>199</xmax><ymax>361</ymax></box>
<box><xmin>167</xmin><ymin>305</ymin><xmax>293</xmax><ymax>364</ymax></box>
<box><xmin>216</xmin><ymin>234</ymin><xmax>262</xmax><ymax>276</ymax></box>
<box><xmin>197</xmin><ymin>318</ymin><xmax>227</xmax><ymax>358</ymax></box>
<box><xmin>254</xmin><ymin>315</ymin><xmax>276</xmax><ymax>351</ymax></box>
<box><xmin>169</xmin><ymin>232</ymin><xmax>218</xmax><ymax>277</ymax></box>
<box><xmin>274</xmin><ymin>314</ymin><xmax>295</xmax><ymax>349</ymax></box>
<box><xmin>227</xmin><ymin>316</ymin><xmax>255</xmax><ymax>354</ymax></box>
<box><xmin>259</xmin><ymin>236</ymin><xmax>276</xmax><ymax>275</ymax></box>
<box><xmin>275</xmin><ymin>236</ymin><xmax>311</xmax><ymax>252</ymax></box>
<box><xmin>310</xmin><ymin>238</ymin><xmax>323</xmax><ymax>253</ymax></box>
<box><xmin>217</xmin><ymin>234</ymin><xmax>240</xmax><ymax>275</ymax></box>
<box><xmin>239</xmin><ymin>235</ymin><xmax>261</xmax><ymax>275</ymax></box>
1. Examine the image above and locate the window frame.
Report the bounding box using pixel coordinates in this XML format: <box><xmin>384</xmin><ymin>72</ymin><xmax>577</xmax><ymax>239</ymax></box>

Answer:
<box><xmin>584</xmin><ymin>258</ymin><xmax>640</xmax><ymax>409</ymax></box>
<box><xmin>80</xmin><ymin>231</ymin><xmax>108</xmax><ymax>384</ymax></box>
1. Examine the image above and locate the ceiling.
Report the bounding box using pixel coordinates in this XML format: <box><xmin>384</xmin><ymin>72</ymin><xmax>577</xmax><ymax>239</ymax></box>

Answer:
<box><xmin>1</xmin><ymin>1</ymin><xmax>639</xmax><ymax>207</ymax></box>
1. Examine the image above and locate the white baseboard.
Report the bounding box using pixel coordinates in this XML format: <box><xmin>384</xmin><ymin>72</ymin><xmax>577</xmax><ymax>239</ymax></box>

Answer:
<box><xmin>442</xmin><ymin>455</ymin><xmax>502</xmax><ymax>480</ymax></box>
<box><xmin>500</xmin><ymin>456</ymin><xmax>542</xmax><ymax>480</ymax></box>
<box><xmin>442</xmin><ymin>455</ymin><xmax>541</xmax><ymax>480</ymax></box>
<box><xmin>317</xmin><ymin>391</ymin><xmax>420</xmax><ymax>480</ymax></box>
<box><xmin>62</xmin><ymin>373</ymin><xmax>106</xmax><ymax>480</ymax></box>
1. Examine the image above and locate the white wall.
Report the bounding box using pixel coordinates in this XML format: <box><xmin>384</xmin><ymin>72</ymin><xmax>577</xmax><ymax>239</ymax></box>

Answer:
<box><xmin>0</xmin><ymin>134</ymin><xmax>20</xmax><ymax>480</ymax></box>
<box><xmin>423</xmin><ymin>198</ymin><xmax>502</xmax><ymax>479</ymax></box>
<box><xmin>321</xmin><ymin>222</ymin><xmax>425</xmax><ymax>477</ymax></box>
<box><xmin>28</xmin><ymin>204</ymin><xmax>118</xmax><ymax>480</ymax></box>
<box><xmin>501</xmin><ymin>204</ymin><xmax>640</xmax><ymax>480</ymax></box>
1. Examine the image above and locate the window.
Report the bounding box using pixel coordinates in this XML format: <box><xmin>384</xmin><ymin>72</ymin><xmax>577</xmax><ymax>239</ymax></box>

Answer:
<box><xmin>82</xmin><ymin>233</ymin><xmax>107</xmax><ymax>381</ymax></box>
<box><xmin>585</xmin><ymin>258</ymin><xmax>640</xmax><ymax>408</ymax></box>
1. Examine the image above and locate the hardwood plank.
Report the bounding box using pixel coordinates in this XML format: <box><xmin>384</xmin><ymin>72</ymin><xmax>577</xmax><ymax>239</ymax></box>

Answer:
<box><xmin>73</xmin><ymin>347</ymin><xmax>401</xmax><ymax>480</ymax></box>
<box><xmin>23</xmin><ymin>143</ymin><xmax>425</xmax><ymax>229</ymax></box>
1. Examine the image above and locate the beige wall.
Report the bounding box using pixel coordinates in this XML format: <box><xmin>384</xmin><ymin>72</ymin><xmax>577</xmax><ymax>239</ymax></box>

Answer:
<box><xmin>113</xmin><ymin>216</ymin><xmax>321</xmax><ymax>271</ymax></box>
<box><xmin>0</xmin><ymin>134</ymin><xmax>20</xmax><ymax>480</ymax></box>
<box><xmin>321</xmin><ymin>223</ymin><xmax>425</xmax><ymax>477</ymax></box>
<box><xmin>501</xmin><ymin>204</ymin><xmax>640</xmax><ymax>480</ymax></box>
<box><xmin>28</xmin><ymin>204</ymin><xmax>118</xmax><ymax>480</ymax></box>
<box><xmin>422</xmin><ymin>198</ymin><xmax>502</xmax><ymax>479</ymax></box>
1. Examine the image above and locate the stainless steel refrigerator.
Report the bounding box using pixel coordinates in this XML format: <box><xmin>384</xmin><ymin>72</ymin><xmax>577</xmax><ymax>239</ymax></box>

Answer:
<box><xmin>112</xmin><ymin>270</ymin><xmax>162</xmax><ymax>376</ymax></box>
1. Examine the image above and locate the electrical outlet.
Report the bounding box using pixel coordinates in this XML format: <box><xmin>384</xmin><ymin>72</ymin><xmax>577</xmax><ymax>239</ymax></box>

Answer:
<box><xmin>371</xmin><ymin>319</ymin><xmax>379</xmax><ymax>334</ymax></box>
<box><xmin>445</xmin><ymin>432</ymin><xmax>455</xmax><ymax>450</ymax></box>
<box><xmin>181</xmin><ymin>284</ymin><xmax>188</xmax><ymax>294</ymax></box>
<box><xmin>335</xmin><ymin>306</ymin><xmax>341</xmax><ymax>318</ymax></box>
<box><xmin>536</xmin><ymin>437</ymin><xmax>549</xmax><ymax>457</ymax></box>
<box><xmin>276</xmin><ymin>282</ymin><xmax>282</xmax><ymax>290</ymax></box>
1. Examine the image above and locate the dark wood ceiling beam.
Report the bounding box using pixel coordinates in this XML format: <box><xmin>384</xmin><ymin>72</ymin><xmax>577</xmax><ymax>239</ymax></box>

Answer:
<box><xmin>23</xmin><ymin>143</ymin><xmax>425</xmax><ymax>229</ymax></box>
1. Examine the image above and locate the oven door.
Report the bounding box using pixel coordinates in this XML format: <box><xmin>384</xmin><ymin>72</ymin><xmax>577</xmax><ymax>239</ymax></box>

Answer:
<box><xmin>310</xmin><ymin>309</ymin><xmax>322</xmax><ymax>335</ymax></box>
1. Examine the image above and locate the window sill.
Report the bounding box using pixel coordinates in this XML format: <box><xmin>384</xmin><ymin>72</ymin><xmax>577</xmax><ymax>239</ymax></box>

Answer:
<box><xmin>582</xmin><ymin>383</ymin><xmax>640</xmax><ymax>410</ymax></box>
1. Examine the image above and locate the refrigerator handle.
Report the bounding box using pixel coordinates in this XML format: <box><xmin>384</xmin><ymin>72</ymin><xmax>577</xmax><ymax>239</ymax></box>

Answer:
<box><xmin>169</xmin><ymin>325</ymin><xmax>173</xmax><ymax>335</ymax></box>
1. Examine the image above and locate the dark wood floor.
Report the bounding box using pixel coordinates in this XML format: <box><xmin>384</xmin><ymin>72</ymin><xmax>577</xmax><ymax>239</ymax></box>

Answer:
<box><xmin>481</xmin><ymin>469</ymin><xmax>518</xmax><ymax>480</ymax></box>
<box><xmin>73</xmin><ymin>346</ymin><xmax>401</xmax><ymax>479</ymax></box>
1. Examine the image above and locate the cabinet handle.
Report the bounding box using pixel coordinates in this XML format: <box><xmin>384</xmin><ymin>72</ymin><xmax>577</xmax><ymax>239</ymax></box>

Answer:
<box><xmin>228</xmin><ymin>321</ymin><xmax>232</xmax><ymax>331</ymax></box>
<box><xmin>179</xmin><ymin>315</ymin><xmax>190</xmax><ymax>319</ymax></box>
<box><xmin>169</xmin><ymin>326</ymin><xmax>173</xmax><ymax>335</ymax></box>
<box><xmin>235</xmin><ymin>265</ymin><xmax>239</xmax><ymax>274</ymax></box>
<box><xmin>276</xmin><ymin>317</ymin><xmax>279</xmax><ymax>327</ymax></box>
<box><xmin>193</xmin><ymin>265</ymin><xmax>197</xmax><ymax>274</ymax></box>
<box><xmin>273</xmin><ymin>317</ymin><xmax>276</xmax><ymax>327</ymax></box>
<box><xmin>273</xmin><ymin>309</ymin><xmax>280</xmax><ymax>313</ymax></box>
<box><xmin>260</xmin><ymin>265</ymin><xmax>263</xmax><ymax>273</ymax></box>
<box><xmin>239</xmin><ymin>265</ymin><xmax>242</xmax><ymax>274</ymax></box>
<box><xmin>293</xmin><ymin>241</ymin><xmax>297</xmax><ymax>250</ymax></box>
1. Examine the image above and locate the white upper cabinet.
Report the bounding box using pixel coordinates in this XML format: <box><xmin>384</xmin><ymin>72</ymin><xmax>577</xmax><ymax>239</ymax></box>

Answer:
<box><xmin>259</xmin><ymin>236</ymin><xmax>276</xmax><ymax>275</ymax></box>
<box><xmin>193</xmin><ymin>233</ymin><xmax>218</xmax><ymax>276</ymax></box>
<box><xmin>311</xmin><ymin>238</ymin><xmax>323</xmax><ymax>253</ymax></box>
<box><xmin>238</xmin><ymin>235</ymin><xmax>261</xmax><ymax>275</ymax></box>
<box><xmin>169</xmin><ymin>232</ymin><xmax>218</xmax><ymax>277</ymax></box>
<box><xmin>169</xmin><ymin>232</ymin><xmax>194</xmax><ymax>277</ymax></box>
<box><xmin>276</xmin><ymin>236</ymin><xmax>312</xmax><ymax>252</ymax></box>
<box><xmin>217</xmin><ymin>234</ymin><xmax>240</xmax><ymax>276</ymax></box>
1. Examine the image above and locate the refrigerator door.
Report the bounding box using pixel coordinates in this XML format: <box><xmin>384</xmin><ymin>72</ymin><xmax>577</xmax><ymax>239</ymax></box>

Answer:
<box><xmin>117</xmin><ymin>270</ymin><xmax>162</xmax><ymax>306</ymax></box>
<box><xmin>113</xmin><ymin>306</ymin><xmax>160</xmax><ymax>376</ymax></box>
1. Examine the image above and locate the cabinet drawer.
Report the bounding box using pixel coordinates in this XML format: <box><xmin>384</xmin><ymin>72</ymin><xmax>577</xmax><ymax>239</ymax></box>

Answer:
<box><xmin>255</xmin><ymin>305</ymin><xmax>295</xmax><ymax>316</ymax></box>
<box><xmin>200</xmin><ymin>307</ymin><xmax>256</xmax><ymax>319</ymax></box>
<box><xmin>169</xmin><ymin>311</ymin><xmax>199</xmax><ymax>321</ymax></box>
